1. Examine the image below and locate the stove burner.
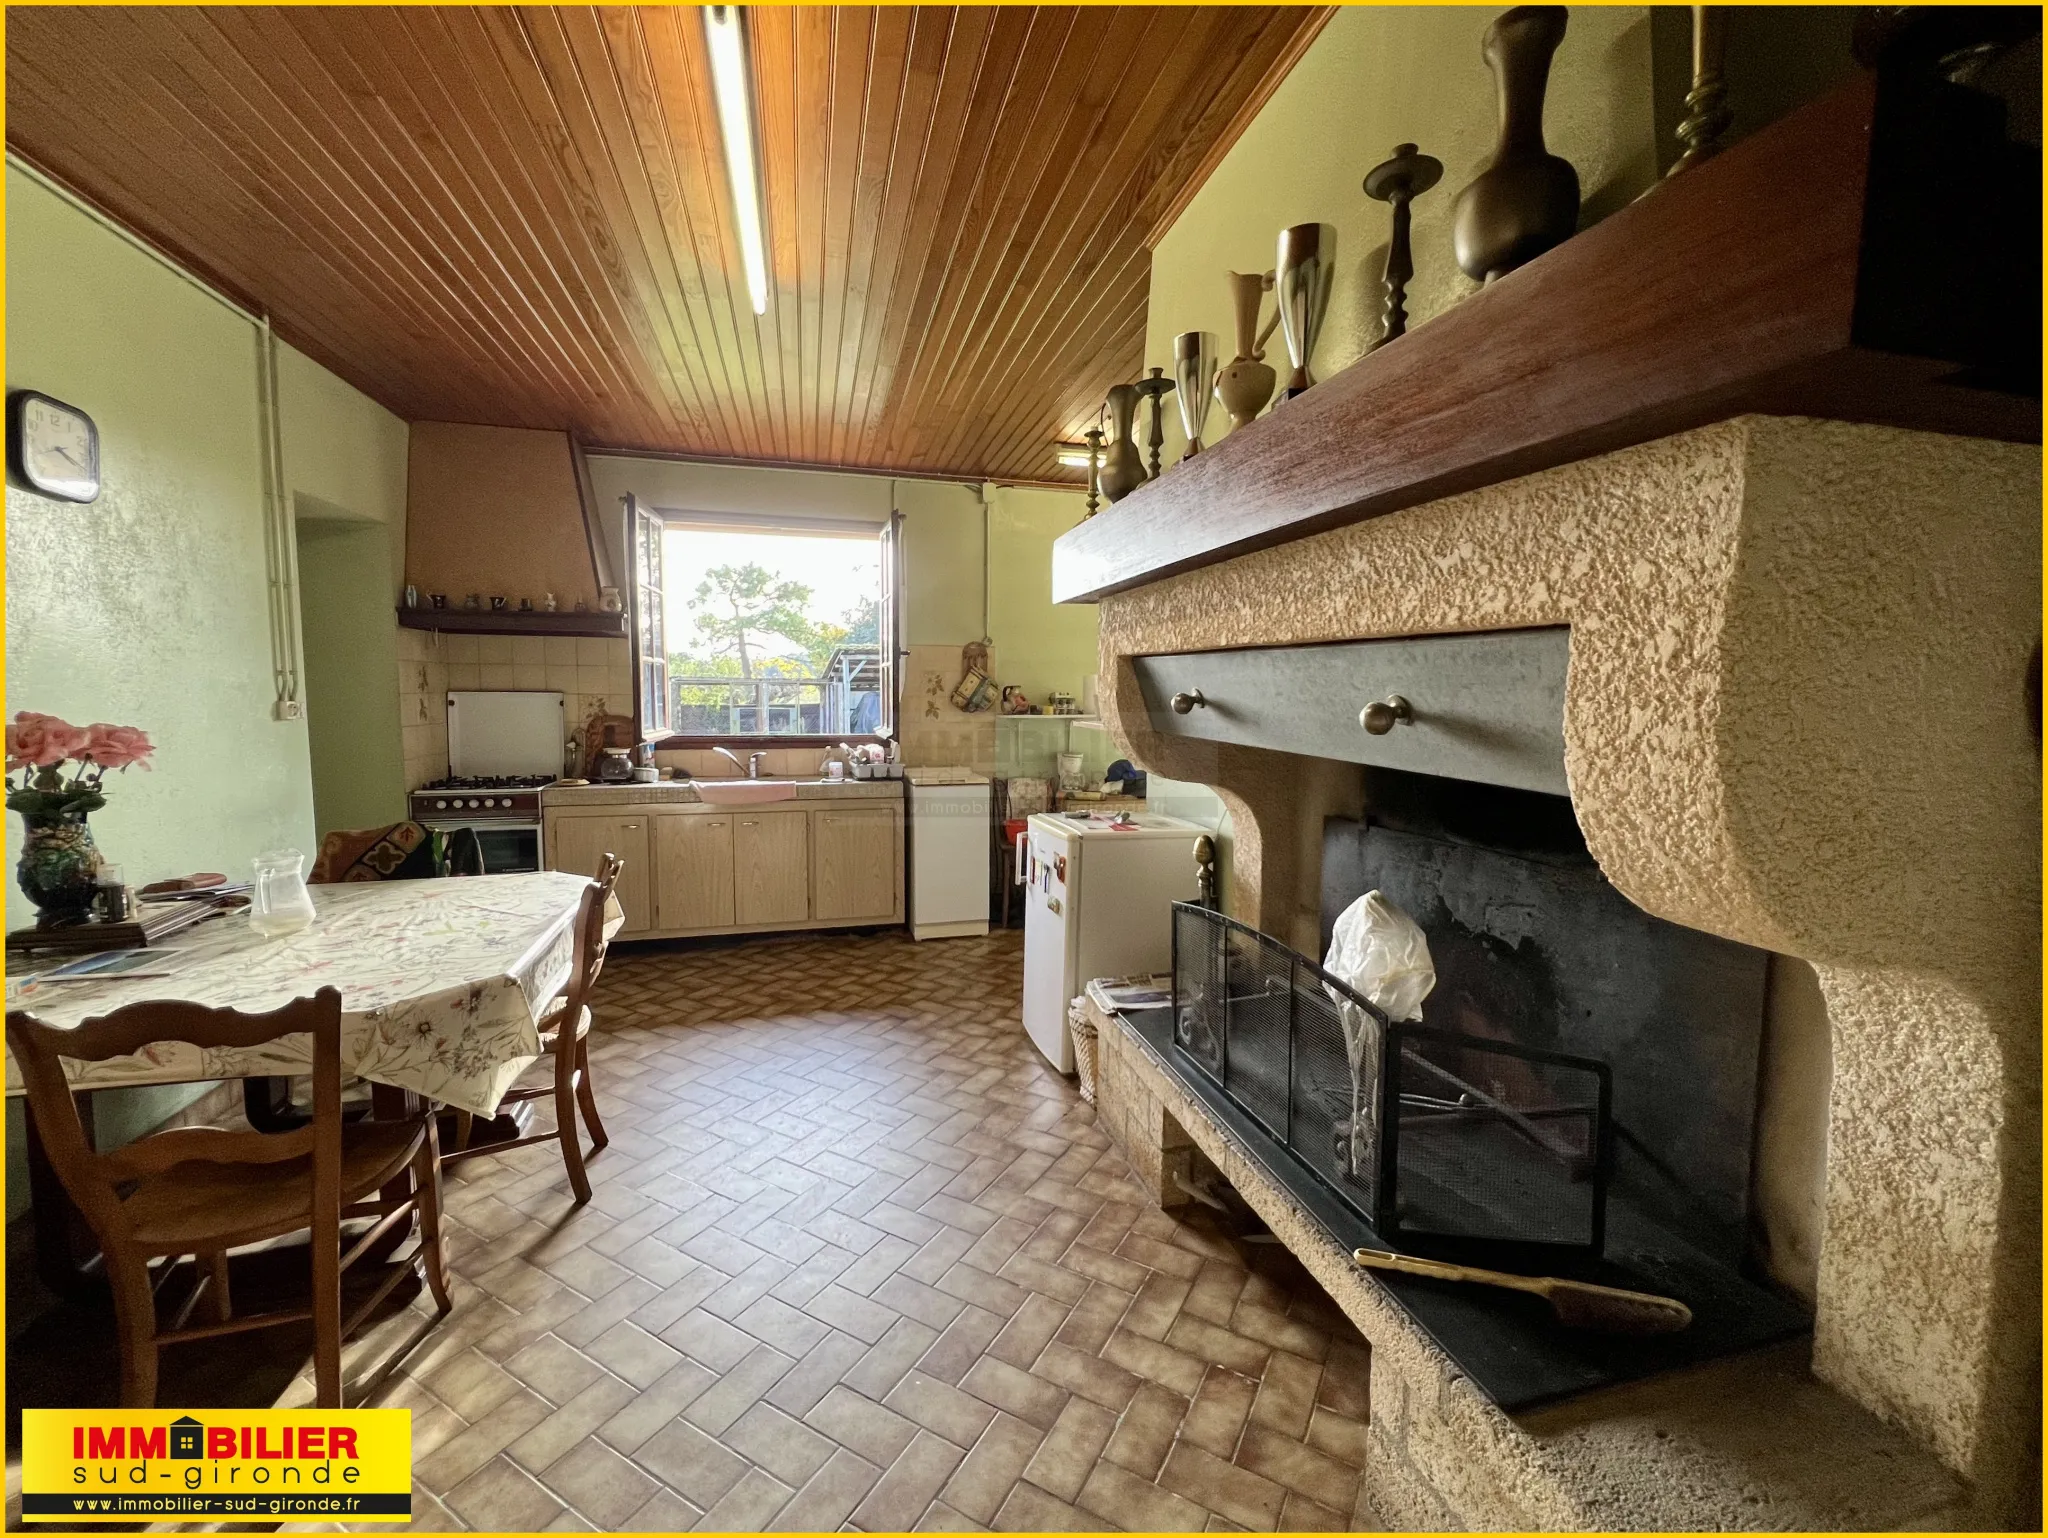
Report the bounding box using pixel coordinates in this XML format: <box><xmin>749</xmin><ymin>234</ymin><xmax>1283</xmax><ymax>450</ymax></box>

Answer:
<box><xmin>419</xmin><ymin>775</ymin><xmax>554</xmax><ymax>792</ymax></box>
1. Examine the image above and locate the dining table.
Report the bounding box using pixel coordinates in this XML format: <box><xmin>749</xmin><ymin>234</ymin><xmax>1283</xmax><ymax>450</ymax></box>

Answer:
<box><xmin>5</xmin><ymin>870</ymin><xmax>621</xmax><ymax>1284</ymax></box>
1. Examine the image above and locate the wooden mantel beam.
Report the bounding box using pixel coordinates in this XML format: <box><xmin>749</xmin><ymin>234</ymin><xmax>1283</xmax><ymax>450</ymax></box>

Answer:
<box><xmin>1054</xmin><ymin>69</ymin><xmax>2039</xmax><ymax>605</ymax></box>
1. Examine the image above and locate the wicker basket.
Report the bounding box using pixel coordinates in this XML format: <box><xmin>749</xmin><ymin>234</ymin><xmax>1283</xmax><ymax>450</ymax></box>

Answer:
<box><xmin>1068</xmin><ymin>1001</ymin><xmax>1099</xmax><ymax>1103</ymax></box>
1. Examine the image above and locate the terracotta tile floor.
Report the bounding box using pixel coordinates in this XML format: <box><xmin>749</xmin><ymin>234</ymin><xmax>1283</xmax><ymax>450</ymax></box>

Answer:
<box><xmin>30</xmin><ymin>927</ymin><xmax>1377</xmax><ymax>1532</ymax></box>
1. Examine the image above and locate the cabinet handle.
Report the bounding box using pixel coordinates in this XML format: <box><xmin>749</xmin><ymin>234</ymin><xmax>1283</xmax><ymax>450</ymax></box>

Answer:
<box><xmin>1171</xmin><ymin>689</ymin><xmax>1207</xmax><ymax>714</ymax></box>
<box><xmin>1359</xmin><ymin>695</ymin><xmax>1414</xmax><ymax>735</ymax></box>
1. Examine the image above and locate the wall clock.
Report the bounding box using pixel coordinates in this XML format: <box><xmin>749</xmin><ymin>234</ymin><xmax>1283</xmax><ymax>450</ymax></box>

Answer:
<box><xmin>8</xmin><ymin>390</ymin><xmax>100</xmax><ymax>503</ymax></box>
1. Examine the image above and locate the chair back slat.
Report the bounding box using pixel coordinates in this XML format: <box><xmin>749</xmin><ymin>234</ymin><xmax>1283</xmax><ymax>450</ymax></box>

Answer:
<box><xmin>6</xmin><ymin>989</ymin><xmax>344</xmax><ymax>1244</ymax></box>
<box><xmin>563</xmin><ymin>855</ymin><xmax>622</xmax><ymax>1016</ymax></box>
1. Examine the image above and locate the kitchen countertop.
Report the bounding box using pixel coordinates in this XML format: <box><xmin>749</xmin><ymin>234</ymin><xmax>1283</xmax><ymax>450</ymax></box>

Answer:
<box><xmin>543</xmin><ymin>779</ymin><xmax>904</xmax><ymax>808</ymax></box>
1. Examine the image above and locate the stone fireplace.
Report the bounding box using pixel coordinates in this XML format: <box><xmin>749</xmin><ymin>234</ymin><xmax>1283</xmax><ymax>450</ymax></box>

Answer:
<box><xmin>1081</xmin><ymin>417</ymin><xmax>2039</xmax><ymax>1528</ymax></box>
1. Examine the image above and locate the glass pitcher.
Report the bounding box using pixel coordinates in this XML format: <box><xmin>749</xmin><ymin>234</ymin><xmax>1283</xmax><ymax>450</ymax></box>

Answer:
<box><xmin>249</xmin><ymin>849</ymin><xmax>317</xmax><ymax>938</ymax></box>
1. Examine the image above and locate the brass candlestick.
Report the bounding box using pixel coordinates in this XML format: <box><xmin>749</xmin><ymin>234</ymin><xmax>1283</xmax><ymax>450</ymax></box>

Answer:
<box><xmin>1082</xmin><ymin>426</ymin><xmax>1105</xmax><ymax>517</ymax></box>
<box><xmin>1362</xmin><ymin>142</ymin><xmax>1443</xmax><ymax>348</ymax></box>
<box><xmin>1667</xmin><ymin>6</ymin><xmax>1731</xmax><ymax>177</ymax></box>
<box><xmin>1133</xmin><ymin>367</ymin><xmax>1176</xmax><ymax>479</ymax></box>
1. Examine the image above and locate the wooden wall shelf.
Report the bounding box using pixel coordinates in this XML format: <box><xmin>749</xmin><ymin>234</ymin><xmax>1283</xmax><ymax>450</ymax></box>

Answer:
<box><xmin>1053</xmin><ymin>68</ymin><xmax>2039</xmax><ymax>604</ymax></box>
<box><xmin>397</xmin><ymin>608</ymin><xmax>628</xmax><ymax>640</ymax></box>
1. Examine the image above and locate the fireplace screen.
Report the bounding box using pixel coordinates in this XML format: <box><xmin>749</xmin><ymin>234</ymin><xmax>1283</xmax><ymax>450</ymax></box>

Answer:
<box><xmin>1171</xmin><ymin>902</ymin><xmax>1612</xmax><ymax>1257</ymax></box>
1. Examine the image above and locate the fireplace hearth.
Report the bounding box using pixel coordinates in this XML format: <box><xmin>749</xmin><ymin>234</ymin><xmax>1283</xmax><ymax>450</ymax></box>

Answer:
<box><xmin>1169</xmin><ymin>901</ymin><xmax>1614</xmax><ymax>1259</ymax></box>
<box><xmin>1076</xmin><ymin>416</ymin><xmax>2038</xmax><ymax>1527</ymax></box>
<box><xmin>1141</xmin><ymin>796</ymin><xmax>1812</xmax><ymax>1411</ymax></box>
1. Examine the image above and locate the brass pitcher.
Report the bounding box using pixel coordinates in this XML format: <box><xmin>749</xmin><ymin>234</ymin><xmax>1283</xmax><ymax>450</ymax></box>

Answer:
<box><xmin>1099</xmin><ymin>383</ymin><xmax>1147</xmax><ymax>503</ymax></box>
<box><xmin>1216</xmin><ymin>271</ymin><xmax>1280</xmax><ymax>430</ymax></box>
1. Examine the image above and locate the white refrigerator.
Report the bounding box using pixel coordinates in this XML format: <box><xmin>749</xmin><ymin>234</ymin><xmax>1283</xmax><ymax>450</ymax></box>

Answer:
<box><xmin>1021</xmin><ymin>811</ymin><xmax>1204</xmax><ymax>1073</ymax></box>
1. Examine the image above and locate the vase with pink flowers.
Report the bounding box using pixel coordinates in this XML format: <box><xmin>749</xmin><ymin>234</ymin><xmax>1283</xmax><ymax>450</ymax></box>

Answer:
<box><xmin>6</xmin><ymin>712</ymin><xmax>155</xmax><ymax>926</ymax></box>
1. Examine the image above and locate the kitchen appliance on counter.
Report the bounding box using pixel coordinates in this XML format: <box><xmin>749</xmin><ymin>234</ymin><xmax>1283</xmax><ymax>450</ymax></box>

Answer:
<box><xmin>407</xmin><ymin>691</ymin><xmax>565</xmax><ymax>873</ymax></box>
<box><xmin>906</xmin><ymin>767</ymin><xmax>991</xmax><ymax>941</ymax></box>
<box><xmin>1021</xmin><ymin>810</ymin><xmax>1204</xmax><ymax>1072</ymax></box>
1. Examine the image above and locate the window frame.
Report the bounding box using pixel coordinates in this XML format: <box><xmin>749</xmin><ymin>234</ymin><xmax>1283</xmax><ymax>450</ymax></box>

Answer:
<box><xmin>636</xmin><ymin>505</ymin><xmax>900</xmax><ymax>751</ymax></box>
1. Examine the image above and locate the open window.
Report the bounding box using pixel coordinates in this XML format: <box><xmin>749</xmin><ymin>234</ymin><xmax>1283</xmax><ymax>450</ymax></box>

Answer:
<box><xmin>632</xmin><ymin>504</ymin><xmax>899</xmax><ymax>745</ymax></box>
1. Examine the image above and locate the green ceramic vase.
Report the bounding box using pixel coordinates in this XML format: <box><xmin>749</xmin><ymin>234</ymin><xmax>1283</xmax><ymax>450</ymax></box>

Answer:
<box><xmin>17</xmin><ymin>809</ymin><xmax>101</xmax><ymax>925</ymax></box>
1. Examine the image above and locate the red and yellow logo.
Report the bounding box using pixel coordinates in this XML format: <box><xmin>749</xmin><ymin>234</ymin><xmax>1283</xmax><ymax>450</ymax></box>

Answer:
<box><xmin>21</xmin><ymin>1410</ymin><xmax>411</xmax><ymax>1523</ymax></box>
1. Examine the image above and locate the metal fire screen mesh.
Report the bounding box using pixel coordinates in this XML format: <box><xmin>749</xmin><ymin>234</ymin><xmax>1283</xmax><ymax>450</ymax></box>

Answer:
<box><xmin>1170</xmin><ymin>902</ymin><xmax>1611</xmax><ymax>1256</ymax></box>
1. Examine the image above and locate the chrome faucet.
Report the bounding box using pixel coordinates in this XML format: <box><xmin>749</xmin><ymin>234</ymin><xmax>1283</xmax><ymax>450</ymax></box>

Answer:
<box><xmin>711</xmin><ymin>745</ymin><xmax>749</xmax><ymax>778</ymax></box>
<box><xmin>749</xmin><ymin>751</ymin><xmax>767</xmax><ymax>779</ymax></box>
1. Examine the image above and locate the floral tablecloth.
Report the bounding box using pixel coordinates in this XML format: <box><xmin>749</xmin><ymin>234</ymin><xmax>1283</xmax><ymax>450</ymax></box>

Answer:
<box><xmin>4</xmin><ymin>873</ymin><xmax>617</xmax><ymax>1118</ymax></box>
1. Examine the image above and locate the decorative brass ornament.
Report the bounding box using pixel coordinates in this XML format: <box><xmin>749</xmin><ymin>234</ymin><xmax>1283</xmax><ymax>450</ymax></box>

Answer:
<box><xmin>1362</xmin><ymin>142</ymin><xmax>1443</xmax><ymax>347</ymax></box>
<box><xmin>1451</xmin><ymin>6</ymin><xmax>1580</xmax><ymax>284</ymax></box>
<box><xmin>1133</xmin><ymin>367</ymin><xmax>1176</xmax><ymax>479</ymax></box>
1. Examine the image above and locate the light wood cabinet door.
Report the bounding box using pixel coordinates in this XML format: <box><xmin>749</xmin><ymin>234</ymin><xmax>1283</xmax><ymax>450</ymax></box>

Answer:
<box><xmin>812</xmin><ymin>808</ymin><xmax>899</xmax><ymax>922</ymax></box>
<box><xmin>734</xmin><ymin>812</ymin><xmax>810</xmax><ymax>926</ymax></box>
<box><xmin>547</xmin><ymin>814</ymin><xmax>652</xmax><ymax>935</ymax></box>
<box><xmin>654</xmin><ymin>813</ymin><xmax>735</xmax><ymax>932</ymax></box>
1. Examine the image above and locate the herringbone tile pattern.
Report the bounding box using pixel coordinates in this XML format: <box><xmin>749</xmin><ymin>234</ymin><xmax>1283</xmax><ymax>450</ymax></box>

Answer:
<box><xmin>310</xmin><ymin>928</ymin><xmax>1373</xmax><ymax>1531</ymax></box>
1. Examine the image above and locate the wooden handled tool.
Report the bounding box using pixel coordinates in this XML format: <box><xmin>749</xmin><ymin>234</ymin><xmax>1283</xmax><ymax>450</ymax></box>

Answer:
<box><xmin>1354</xmin><ymin>1247</ymin><xmax>1692</xmax><ymax>1335</ymax></box>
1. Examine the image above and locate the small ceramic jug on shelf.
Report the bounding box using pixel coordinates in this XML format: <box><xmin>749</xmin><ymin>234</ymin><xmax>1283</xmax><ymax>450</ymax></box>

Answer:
<box><xmin>1216</xmin><ymin>271</ymin><xmax>1279</xmax><ymax>430</ymax></box>
<box><xmin>1098</xmin><ymin>383</ymin><xmax>1147</xmax><ymax>503</ymax></box>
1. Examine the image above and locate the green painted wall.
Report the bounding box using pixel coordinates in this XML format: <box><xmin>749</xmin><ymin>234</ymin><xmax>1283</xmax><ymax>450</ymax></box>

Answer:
<box><xmin>6</xmin><ymin>169</ymin><xmax>314</xmax><ymax>920</ymax></box>
<box><xmin>296</xmin><ymin>514</ymin><xmax>405</xmax><ymax>838</ymax></box>
<box><xmin>5</xmin><ymin>168</ymin><xmax>409</xmax><ymax>913</ymax></box>
<box><xmin>986</xmin><ymin>486</ymin><xmax>1098</xmax><ymax>705</ymax></box>
<box><xmin>4</xmin><ymin>166</ymin><xmax>406</xmax><ymax>1217</ymax></box>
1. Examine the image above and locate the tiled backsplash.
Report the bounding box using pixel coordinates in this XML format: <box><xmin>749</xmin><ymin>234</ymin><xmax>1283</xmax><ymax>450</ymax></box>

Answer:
<box><xmin>394</xmin><ymin>628</ymin><xmax>632</xmax><ymax>789</ymax></box>
<box><xmin>897</xmin><ymin>642</ymin><xmax>998</xmax><ymax>772</ymax></box>
<box><xmin>395</xmin><ymin>627</ymin><xmax>449</xmax><ymax>791</ymax></box>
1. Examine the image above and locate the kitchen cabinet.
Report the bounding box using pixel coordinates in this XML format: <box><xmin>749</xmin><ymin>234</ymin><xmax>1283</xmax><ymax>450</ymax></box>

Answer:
<box><xmin>734</xmin><ymin>812</ymin><xmax>811</xmax><ymax>927</ymax></box>
<box><xmin>547</xmin><ymin>812</ymin><xmax>652</xmax><ymax>935</ymax></box>
<box><xmin>654</xmin><ymin>813</ymin><xmax>735</xmax><ymax>932</ymax></box>
<box><xmin>544</xmin><ymin>793</ymin><xmax>902</xmax><ymax>940</ymax></box>
<box><xmin>813</xmin><ymin>808</ymin><xmax>899</xmax><ymax>922</ymax></box>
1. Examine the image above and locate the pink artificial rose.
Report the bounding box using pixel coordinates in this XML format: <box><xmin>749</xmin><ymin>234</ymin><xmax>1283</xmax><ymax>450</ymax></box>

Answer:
<box><xmin>9</xmin><ymin>712</ymin><xmax>92</xmax><ymax>768</ymax></box>
<box><xmin>85</xmin><ymin>723</ymin><xmax>155</xmax><ymax>771</ymax></box>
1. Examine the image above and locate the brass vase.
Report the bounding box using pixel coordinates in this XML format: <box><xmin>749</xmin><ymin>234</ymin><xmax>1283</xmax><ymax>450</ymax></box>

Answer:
<box><xmin>1215</xmin><ymin>271</ymin><xmax>1278</xmax><ymax>430</ymax></box>
<box><xmin>1172</xmin><ymin>332</ymin><xmax>1218</xmax><ymax>458</ymax></box>
<box><xmin>1451</xmin><ymin>6</ymin><xmax>1580</xmax><ymax>283</ymax></box>
<box><xmin>1275</xmin><ymin>223</ymin><xmax>1334</xmax><ymax>399</ymax></box>
<box><xmin>1099</xmin><ymin>383</ymin><xmax>1146</xmax><ymax>503</ymax></box>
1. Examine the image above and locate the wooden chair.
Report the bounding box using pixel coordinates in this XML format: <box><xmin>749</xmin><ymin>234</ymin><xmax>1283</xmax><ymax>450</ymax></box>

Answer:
<box><xmin>445</xmin><ymin>856</ymin><xmax>617</xmax><ymax>1204</ymax></box>
<box><xmin>6</xmin><ymin>988</ymin><xmax>452</xmax><ymax>1408</ymax></box>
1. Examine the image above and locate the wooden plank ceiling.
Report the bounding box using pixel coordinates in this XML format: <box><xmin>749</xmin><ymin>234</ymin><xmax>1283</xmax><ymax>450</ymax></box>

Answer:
<box><xmin>6</xmin><ymin>6</ymin><xmax>1323</xmax><ymax>484</ymax></box>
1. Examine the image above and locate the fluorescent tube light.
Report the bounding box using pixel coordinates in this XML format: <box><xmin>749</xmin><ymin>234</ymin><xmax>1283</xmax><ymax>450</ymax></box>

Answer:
<box><xmin>1054</xmin><ymin>443</ymin><xmax>1096</xmax><ymax>470</ymax></box>
<box><xmin>704</xmin><ymin>6</ymin><xmax>769</xmax><ymax>315</ymax></box>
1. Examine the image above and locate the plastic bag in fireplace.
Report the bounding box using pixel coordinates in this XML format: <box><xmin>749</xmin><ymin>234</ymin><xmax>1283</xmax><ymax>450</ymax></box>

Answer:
<box><xmin>1323</xmin><ymin>891</ymin><xmax>1436</xmax><ymax>1177</ymax></box>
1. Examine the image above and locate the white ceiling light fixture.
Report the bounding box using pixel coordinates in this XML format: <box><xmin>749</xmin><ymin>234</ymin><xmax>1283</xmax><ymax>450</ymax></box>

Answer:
<box><xmin>703</xmin><ymin>5</ymin><xmax>769</xmax><ymax>315</ymax></box>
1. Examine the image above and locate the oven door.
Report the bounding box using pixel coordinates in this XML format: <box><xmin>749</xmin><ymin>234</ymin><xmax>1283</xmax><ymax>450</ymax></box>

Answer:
<box><xmin>419</xmin><ymin>818</ymin><xmax>541</xmax><ymax>875</ymax></box>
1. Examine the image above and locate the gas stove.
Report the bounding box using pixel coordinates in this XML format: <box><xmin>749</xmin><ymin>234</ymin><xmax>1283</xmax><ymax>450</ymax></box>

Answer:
<box><xmin>409</xmin><ymin>775</ymin><xmax>552</xmax><ymax>820</ymax></box>
<box><xmin>411</xmin><ymin>692</ymin><xmax>568</xmax><ymax>873</ymax></box>
<box><xmin>420</xmin><ymin>775</ymin><xmax>556</xmax><ymax>792</ymax></box>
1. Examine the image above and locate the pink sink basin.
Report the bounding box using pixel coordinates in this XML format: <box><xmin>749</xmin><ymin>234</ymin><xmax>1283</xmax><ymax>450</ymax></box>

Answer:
<box><xmin>694</xmin><ymin>780</ymin><xmax>800</xmax><ymax>805</ymax></box>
